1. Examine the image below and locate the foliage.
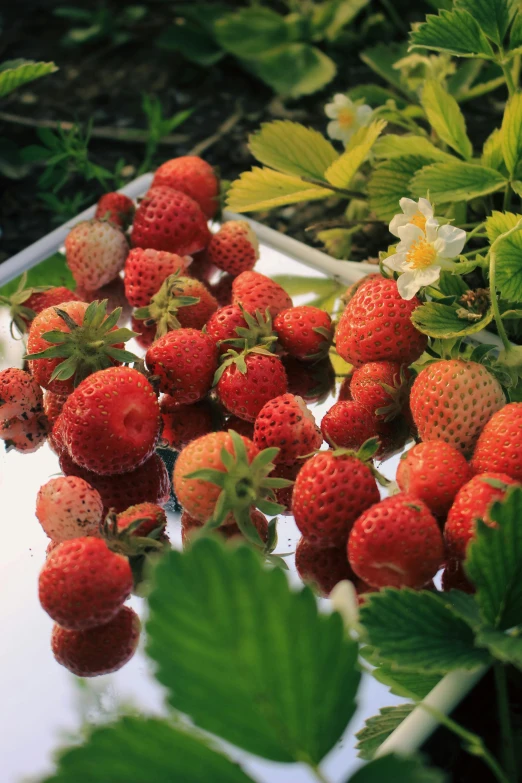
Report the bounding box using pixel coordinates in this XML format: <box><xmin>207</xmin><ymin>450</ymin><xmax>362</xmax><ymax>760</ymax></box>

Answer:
<box><xmin>0</xmin><ymin>59</ymin><xmax>58</xmax><ymax>98</ymax></box>
<box><xmin>53</xmin><ymin>5</ymin><xmax>148</xmax><ymax>47</ymax></box>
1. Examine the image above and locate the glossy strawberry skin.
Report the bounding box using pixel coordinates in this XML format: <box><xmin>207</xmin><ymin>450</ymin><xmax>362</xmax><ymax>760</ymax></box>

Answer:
<box><xmin>207</xmin><ymin>221</ymin><xmax>259</xmax><ymax>276</ymax></box>
<box><xmin>151</xmin><ymin>156</ymin><xmax>219</xmax><ymax>219</ymax></box>
<box><xmin>146</xmin><ymin>328</ymin><xmax>218</xmax><ymax>402</ymax></box>
<box><xmin>61</xmin><ymin>367</ymin><xmax>161</xmax><ymax>475</ymax></box>
<box><xmin>43</xmin><ymin>390</ymin><xmax>67</xmax><ymax>426</ymax></box>
<box><xmin>336</xmin><ymin>276</ymin><xmax>427</xmax><ymax>367</ymax></box>
<box><xmin>253</xmin><ymin>393</ymin><xmax>322</xmax><ymax>464</ymax></box>
<box><xmin>295</xmin><ymin>538</ymin><xmax>355</xmax><ymax>597</ymax></box>
<box><xmin>321</xmin><ymin>401</ymin><xmax>377</xmax><ymax>450</ymax></box>
<box><xmin>396</xmin><ymin>441</ymin><xmax>473</xmax><ymax>518</ymax></box>
<box><xmin>39</xmin><ymin>537</ymin><xmax>133</xmax><ymax>630</ymax></box>
<box><xmin>95</xmin><ymin>192</ymin><xmax>135</xmax><ymax>229</ymax></box>
<box><xmin>160</xmin><ymin>398</ymin><xmax>215</xmax><ymax>450</ymax></box>
<box><xmin>65</xmin><ymin>219</ymin><xmax>128</xmax><ymax>291</ymax></box>
<box><xmin>124</xmin><ymin>248</ymin><xmax>188</xmax><ymax>307</ymax></box>
<box><xmin>444</xmin><ymin>472</ymin><xmax>518</xmax><ymax>560</ymax></box>
<box><xmin>283</xmin><ymin>355</ymin><xmax>336</xmax><ymax>404</ymax></box>
<box><xmin>348</xmin><ymin>493</ymin><xmax>444</xmax><ymax>589</ymax></box>
<box><xmin>117</xmin><ymin>502</ymin><xmax>167</xmax><ymax>537</ymax></box>
<box><xmin>350</xmin><ymin>361</ymin><xmax>408</xmax><ymax>421</ymax></box>
<box><xmin>216</xmin><ymin>353</ymin><xmax>287</xmax><ymax>422</ymax></box>
<box><xmin>181</xmin><ymin>508</ymin><xmax>268</xmax><ymax>547</ymax></box>
<box><xmin>24</xmin><ymin>287</ymin><xmax>80</xmax><ymax>320</ymax></box>
<box><xmin>36</xmin><ymin>476</ymin><xmax>103</xmax><ymax>542</ymax></box>
<box><xmin>0</xmin><ymin>367</ymin><xmax>43</xmax><ymax>420</ymax></box>
<box><xmin>471</xmin><ymin>403</ymin><xmax>522</xmax><ymax>482</ymax></box>
<box><xmin>51</xmin><ymin>605</ymin><xmax>140</xmax><ymax>677</ymax></box>
<box><xmin>205</xmin><ymin>304</ymin><xmax>250</xmax><ymax>354</ymax></box>
<box><xmin>274</xmin><ymin>306</ymin><xmax>333</xmax><ymax>361</ymax></box>
<box><xmin>232</xmin><ymin>271</ymin><xmax>292</xmax><ymax>318</ymax></box>
<box><xmin>293</xmin><ymin>451</ymin><xmax>380</xmax><ymax>547</ymax></box>
<box><xmin>410</xmin><ymin>360</ymin><xmax>505</xmax><ymax>455</ymax></box>
<box><xmin>132</xmin><ymin>186</ymin><xmax>211</xmax><ymax>255</ymax></box>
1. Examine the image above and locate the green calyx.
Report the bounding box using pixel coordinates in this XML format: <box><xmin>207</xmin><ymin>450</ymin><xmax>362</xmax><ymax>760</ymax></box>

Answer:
<box><xmin>213</xmin><ymin>344</ymin><xmax>275</xmax><ymax>386</ymax></box>
<box><xmin>134</xmin><ymin>273</ymin><xmax>200</xmax><ymax>338</ymax></box>
<box><xmin>0</xmin><ymin>271</ymin><xmax>51</xmax><ymax>338</ymax></box>
<box><xmin>23</xmin><ymin>299</ymin><xmax>139</xmax><ymax>386</ymax></box>
<box><xmin>101</xmin><ymin>511</ymin><xmax>166</xmax><ymax>558</ymax></box>
<box><xmin>221</xmin><ymin>306</ymin><xmax>277</xmax><ymax>352</ymax></box>
<box><xmin>375</xmin><ymin>365</ymin><xmax>410</xmax><ymax>422</ymax></box>
<box><xmin>331</xmin><ymin>437</ymin><xmax>390</xmax><ymax>488</ymax></box>
<box><xmin>185</xmin><ymin>429</ymin><xmax>293</xmax><ymax>547</ymax></box>
<box><xmin>305</xmin><ymin>325</ymin><xmax>333</xmax><ymax>361</ymax></box>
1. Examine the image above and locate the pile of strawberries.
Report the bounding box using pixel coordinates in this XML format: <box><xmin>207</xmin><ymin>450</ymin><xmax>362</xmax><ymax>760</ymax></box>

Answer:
<box><xmin>1</xmin><ymin>152</ymin><xmax>522</xmax><ymax>675</ymax></box>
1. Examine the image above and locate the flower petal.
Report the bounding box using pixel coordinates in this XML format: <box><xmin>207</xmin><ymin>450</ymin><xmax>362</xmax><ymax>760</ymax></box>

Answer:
<box><xmin>397</xmin><ymin>223</ymin><xmax>425</xmax><ymax>248</ymax></box>
<box><xmin>384</xmin><ymin>252</ymin><xmax>408</xmax><ymax>272</ymax></box>
<box><xmin>418</xmin><ymin>197</ymin><xmax>434</xmax><ymax>219</ymax></box>
<box><xmin>425</xmin><ymin>219</ymin><xmax>440</xmax><ymax>243</ymax></box>
<box><xmin>327</xmin><ymin>120</ymin><xmax>343</xmax><ymax>139</ymax></box>
<box><xmin>389</xmin><ymin>214</ymin><xmax>411</xmax><ymax>237</ymax></box>
<box><xmin>437</xmin><ymin>225</ymin><xmax>467</xmax><ymax>258</ymax></box>
<box><xmin>413</xmin><ymin>265</ymin><xmax>442</xmax><ymax>287</ymax></box>
<box><xmin>356</xmin><ymin>104</ymin><xmax>373</xmax><ymax>126</ymax></box>
<box><xmin>325</xmin><ymin>103</ymin><xmax>338</xmax><ymax>119</ymax></box>
<box><xmin>398</xmin><ymin>197</ymin><xmax>419</xmax><ymax>217</ymax></box>
<box><xmin>334</xmin><ymin>93</ymin><xmax>353</xmax><ymax>107</ymax></box>
<box><xmin>397</xmin><ymin>271</ymin><xmax>422</xmax><ymax>300</ymax></box>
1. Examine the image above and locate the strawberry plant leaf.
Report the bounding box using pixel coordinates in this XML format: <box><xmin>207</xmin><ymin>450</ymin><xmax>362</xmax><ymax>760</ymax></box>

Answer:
<box><xmin>481</xmin><ymin>128</ymin><xmax>505</xmax><ymax>171</ymax></box>
<box><xmin>359</xmin><ymin>589</ymin><xmax>491</xmax><ymax>673</ymax></box>
<box><xmin>373</xmin><ymin>134</ymin><xmax>454</xmax><ymax>163</ymax></box>
<box><xmin>147</xmin><ymin>537</ymin><xmax>360</xmax><ymax>763</ymax></box>
<box><xmin>248</xmin><ymin>120</ymin><xmax>339</xmax><ymax>181</ymax></box>
<box><xmin>454</xmin><ymin>0</ymin><xmax>518</xmax><ymax>45</ymax></box>
<box><xmin>346</xmin><ymin>753</ymin><xmax>446</xmax><ymax>783</ymax></box>
<box><xmin>487</xmin><ymin>213</ymin><xmax>522</xmax><ymax>303</ymax></box>
<box><xmin>475</xmin><ymin>628</ymin><xmax>522</xmax><ymax>668</ymax></box>
<box><xmin>355</xmin><ymin>704</ymin><xmax>415</xmax><ymax>760</ymax></box>
<box><xmin>501</xmin><ymin>92</ymin><xmax>522</xmax><ymax>177</ymax></box>
<box><xmin>410</xmin><ymin>161</ymin><xmax>507</xmax><ymax>203</ymax></box>
<box><xmin>360</xmin><ymin>43</ymin><xmax>412</xmax><ymax>97</ymax></box>
<box><xmin>370</xmin><ymin>663</ymin><xmax>442</xmax><ymax>700</ymax></box>
<box><xmin>40</xmin><ymin>716</ymin><xmax>255</xmax><ymax>783</ymax></box>
<box><xmin>466</xmin><ymin>486</ymin><xmax>522</xmax><ymax>630</ymax></box>
<box><xmin>325</xmin><ymin>120</ymin><xmax>387</xmax><ymax>189</ymax></box>
<box><xmin>410</xmin><ymin>302</ymin><xmax>494</xmax><ymax>339</ymax></box>
<box><xmin>0</xmin><ymin>59</ymin><xmax>58</xmax><ymax>98</ymax></box>
<box><xmin>421</xmin><ymin>80</ymin><xmax>472</xmax><ymax>160</ymax></box>
<box><xmin>251</xmin><ymin>44</ymin><xmax>337</xmax><ymax>98</ymax></box>
<box><xmin>368</xmin><ymin>156</ymin><xmax>432</xmax><ymax>221</ymax></box>
<box><xmin>214</xmin><ymin>7</ymin><xmax>289</xmax><ymax>59</ymax></box>
<box><xmin>409</xmin><ymin>8</ymin><xmax>495</xmax><ymax>58</ymax></box>
<box><xmin>226</xmin><ymin>166</ymin><xmax>333</xmax><ymax>212</ymax></box>
<box><xmin>0</xmin><ymin>252</ymin><xmax>74</xmax><ymax>298</ymax></box>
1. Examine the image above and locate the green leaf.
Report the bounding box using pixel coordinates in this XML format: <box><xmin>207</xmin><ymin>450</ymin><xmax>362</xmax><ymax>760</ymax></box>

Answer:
<box><xmin>368</xmin><ymin>156</ymin><xmax>430</xmax><ymax>221</ymax></box>
<box><xmin>371</xmin><ymin>665</ymin><xmax>442</xmax><ymax>700</ymax></box>
<box><xmin>360</xmin><ymin>589</ymin><xmax>491</xmax><ymax>673</ymax></box>
<box><xmin>485</xmin><ymin>209</ymin><xmax>519</xmax><ymax>242</ymax></box>
<box><xmin>250</xmin><ymin>44</ymin><xmax>336</xmax><ymax>98</ymax></box>
<box><xmin>466</xmin><ymin>486</ymin><xmax>522</xmax><ymax>630</ymax></box>
<box><xmin>487</xmin><ymin>212</ymin><xmax>522</xmax><ymax>303</ymax></box>
<box><xmin>248</xmin><ymin>121</ymin><xmax>338</xmax><ymax>181</ymax></box>
<box><xmin>41</xmin><ymin>716</ymin><xmax>254</xmax><ymax>783</ymax></box>
<box><xmin>438</xmin><ymin>590</ymin><xmax>483</xmax><ymax>630</ymax></box>
<box><xmin>411</xmin><ymin>302</ymin><xmax>494</xmax><ymax>338</ymax></box>
<box><xmin>409</xmin><ymin>8</ymin><xmax>495</xmax><ymax>58</ymax></box>
<box><xmin>325</xmin><ymin>120</ymin><xmax>386</xmax><ymax>189</ymax></box>
<box><xmin>348</xmin><ymin>84</ymin><xmax>409</xmax><ymax>109</ymax></box>
<box><xmin>214</xmin><ymin>7</ymin><xmax>289</xmax><ymax>59</ymax></box>
<box><xmin>226</xmin><ymin>166</ymin><xmax>333</xmax><ymax>212</ymax></box>
<box><xmin>421</xmin><ymin>80</ymin><xmax>472</xmax><ymax>160</ymax></box>
<box><xmin>410</xmin><ymin>161</ymin><xmax>507</xmax><ymax>203</ymax></box>
<box><xmin>373</xmin><ymin>134</ymin><xmax>454</xmax><ymax>163</ymax></box>
<box><xmin>356</xmin><ymin>705</ymin><xmax>415</xmax><ymax>760</ymax></box>
<box><xmin>156</xmin><ymin>21</ymin><xmax>224</xmax><ymax>66</ymax></box>
<box><xmin>438</xmin><ymin>270</ymin><xmax>468</xmax><ymax>297</ymax></box>
<box><xmin>347</xmin><ymin>753</ymin><xmax>447</xmax><ymax>783</ymax></box>
<box><xmin>454</xmin><ymin>0</ymin><xmax>518</xmax><ymax>45</ymax></box>
<box><xmin>482</xmin><ymin>128</ymin><xmax>505</xmax><ymax>171</ymax></box>
<box><xmin>0</xmin><ymin>252</ymin><xmax>74</xmax><ymax>298</ymax></box>
<box><xmin>147</xmin><ymin>538</ymin><xmax>360</xmax><ymax>763</ymax></box>
<box><xmin>361</xmin><ymin>43</ymin><xmax>413</xmax><ymax>97</ymax></box>
<box><xmin>501</xmin><ymin>92</ymin><xmax>522</xmax><ymax>177</ymax></box>
<box><xmin>510</xmin><ymin>10</ymin><xmax>522</xmax><ymax>50</ymax></box>
<box><xmin>476</xmin><ymin>628</ymin><xmax>522</xmax><ymax>668</ymax></box>
<box><xmin>0</xmin><ymin>60</ymin><xmax>58</xmax><ymax>98</ymax></box>
<box><xmin>315</xmin><ymin>0</ymin><xmax>370</xmax><ymax>40</ymax></box>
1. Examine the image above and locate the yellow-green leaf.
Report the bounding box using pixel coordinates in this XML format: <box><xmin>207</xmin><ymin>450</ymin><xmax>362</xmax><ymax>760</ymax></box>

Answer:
<box><xmin>411</xmin><ymin>301</ymin><xmax>494</xmax><ymax>338</ymax></box>
<box><xmin>0</xmin><ymin>59</ymin><xmax>58</xmax><ymax>98</ymax></box>
<box><xmin>421</xmin><ymin>80</ymin><xmax>472</xmax><ymax>159</ymax></box>
<box><xmin>368</xmin><ymin>155</ymin><xmax>436</xmax><ymax>221</ymax></box>
<box><xmin>501</xmin><ymin>92</ymin><xmax>522</xmax><ymax>176</ymax></box>
<box><xmin>410</xmin><ymin>161</ymin><xmax>506</xmax><ymax>203</ymax></box>
<box><xmin>226</xmin><ymin>166</ymin><xmax>333</xmax><ymax>212</ymax></box>
<box><xmin>482</xmin><ymin>128</ymin><xmax>505</xmax><ymax>171</ymax></box>
<box><xmin>248</xmin><ymin>120</ymin><xmax>339</xmax><ymax>180</ymax></box>
<box><xmin>373</xmin><ymin>134</ymin><xmax>454</xmax><ymax>162</ymax></box>
<box><xmin>324</xmin><ymin>119</ymin><xmax>387</xmax><ymax>189</ymax></box>
<box><xmin>485</xmin><ymin>210</ymin><xmax>519</xmax><ymax>243</ymax></box>
<box><xmin>409</xmin><ymin>8</ymin><xmax>495</xmax><ymax>58</ymax></box>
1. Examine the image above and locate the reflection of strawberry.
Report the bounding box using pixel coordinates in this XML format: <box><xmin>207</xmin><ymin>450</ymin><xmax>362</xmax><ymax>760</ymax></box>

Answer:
<box><xmin>471</xmin><ymin>403</ymin><xmax>522</xmax><ymax>481</ymax></box>
<box><xmin>95</xmin><ymin>192</ymin><xmax>135</xmax><ymax>230</ymax></box>
<box><xmin>152</xmin><ymin>156</ymin><xmax>219</xmax><ymax>219</ymax></box>
<box><xmin>274</xmin><ymin>306</ymin><xmax>333</xmax><ymax>361</ymax></box>
<box><xmin>269</xmin><ymin>459</ymin><xmax>302</xmax><ymax>514</ymax></box>
<box><xmin>132</xmin><ymin>186</ymin><xmax>210</xmax><ymax>255</ymax></box>
<box><xmin>146</xmin><ymin>328</ymin><xmax>218</xmax><ymax>402</ymax></box>
<box><xmin>295</xmin><ymin>538</ymin><xmax>355</xmax><ymax>596</ymax></box>
<box><xmin>117</xmin><ymin>502</ymin><xmax>167</xmax><ymax>537</ymax></box>
<box><xmin>181</xmin><ymin>508</ymin><xmax>268</xmax><ymax>547</ymax></box>
<box><xmin>321</xmin><ymin>401</ymin><xmax>377</xmax><ymax>450</ymax></box>
<box><xmin>160</xmin><ymin>398</ymin><xmax>215</xmax><ymax>450</ymax></box>
<box><xmin>284</xmin><ymin>356</ymin><xmax>336</xmax><ymax>404</ymax></box>
<box><xmin>254</xmin><ymin>393</ymin><xmax>322</xmax><ymax>464</ymax></box>
<box><xmin>441</xmin><ymin>558</ymin><xmax>475</xmax><ymax>594</ymax></box>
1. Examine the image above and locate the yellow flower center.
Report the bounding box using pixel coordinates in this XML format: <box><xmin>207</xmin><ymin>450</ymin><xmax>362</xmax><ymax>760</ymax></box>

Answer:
<box><xmin>406</xmin><ymin>238</ymin><xmax>437</xmax><ymax>269</ymax></box>
<box><xmin>409</xmin><ymin>211</ymin><xmax>427</xmax><ymax>231</ymax></box>
<box><xmin>337</xmin><ymin>108</ymin><xmax>355</xmax><ymax>129</ymax></box>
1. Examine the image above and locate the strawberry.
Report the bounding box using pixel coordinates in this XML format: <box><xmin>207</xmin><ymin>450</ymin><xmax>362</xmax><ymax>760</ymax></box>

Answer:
<box><xmin>321</xmin><ymin>401</ymin><xmax>377</xmax><ymax>450</ymax></box>
<box><xmin>25</xmin><ymin>300</ymin><xmax>138</xmax><ymax>395</ymax></box>
<box><xmin>59</xmin><ymin>452</ymin><xmax>170</xmax><ymax>515</ymax></box>
<box><xmin>341</xmin><ymin>272</ymin><xmax>382</xmax><ymax>305</ymax></box>
<box><xmin>292</xmin><ymin>443</ymin><xmax>381</xmax><ymax>547</ymax></box>
<box><xmin>0</xmin><ymin>272</ymin><xmax>80</xmax><ymax>336</ymax></box>
<box><xmin>36</xmin><ymin>476</ymin><xmax>103</xmax><ymax>542</ymax></box>
<box><xmin>151</xmin><ymin>156</ymin><xmax>219</xmax><ymax>219</ymax></box>
<box><xmin>43</xmin><ymin>390</ymin><xmax>67</xmax><ymax>426</ymax></box>
<box><xmin>410</xmin><ymin>360</ymin><xmax>505</xmax><ymax>455</ymax></box>
<box><xmin>0</xmin><ymin>414</ymin><xmax>48</xmax><ymax>453</ymax></box>
<box><xmin>207</xmin><ymin>221</ymin><xmax>259</xmax><ymax>276</ymax></box>
<box><xmin>134</xmin><ymin>273</ymin><xmax>218</xmax><ymax>338</ymax></box>
<box><xmin>61</xmin><ymin>366</ymin><xmax>161</xmax><ymax>475</ymax></box>
<box><xmin>396</xmin><ymin>441</ymin><xmax>473</xmax><ymax>518</ymax></box>
<box><xmin>39</xmin><ymin>537</ymin><xmax>133</xmax><ymax>630</ymax></box>
<box><xmin>337</xmin><ymin>371</ymin><xmax>354</xmax><ymax>401</ymax></box>
<box><xmin>283</xmin><ymin>355</ymin><xmax>336</xmax><ymax>404</ymax></box>
<box><xmin>232</xmin><ymin>271</ymin><xmax>292</xmax><ymax>318</ymax></box>
<box><xmin>471</xmin><ymin>402</ymin><xmax>522</xmax><ymax>481</ymax></box>
<box><xmin>209</xmin><ymin>273</ymin><xmax>234</xmax><ymax>307</ymax></box>
<box><xmin>374</xmin><ymin>415</ymin><xmax>412</xmax><ymax>462</ymax></box>
<box><xmin>48</xmin><ymin>414</ymin><xmax>66</xmax><ymax>456</ymax></box>
<box><xmin>269</xmin><ymin>459</ymin><xmax>302</xmax><ymax>514</ymax></box>
<box><xmin>223</xmin><ymin>415</ymin><xmax>254</xmax><ymax>440</ymax></box>
<box><xmin>0</xmin><ymin>367</ymin><xmax>43</xmax><ymax>420</ymax></box>
<box><xmin>75</xmin><ymin>277</ymin><xmax>130</xmax><ymax>318</ymax></box>
<box><xmin>181</xmin><ymin>508</ymin><xmax>268</xmax><ymax>547</ymax></box>
<box><xmin>51</xmin><ymin>605</ymin><xmax>140</xmax><ymax>677</ymax></box>
<box><xmin>295</xmin><ymin>538</ymin><xmax>355</xmax><ymax>597</ymax></box>
<box><xmin>274</xmin><ymin>306</ymin><xmax>333</xmax><ymax>361</ymax></box>
<box><xmin>132</xmin><ymin>186</ymin><xmax>211</xmax><ymax>255</ymax></box>
<box><xmin>214</xmin><ymin>347</ymin><xmax>287</xmax><ymax>422</ymax></box>
<box><xmin>160</xmin><ymin>398</ymin><xmax>216</xmax><ymax>450</ymax></box>
<box><xmin>350</xmin><ymin>362</ymin><xmax>409</xmax><ymax>421</ymax></box>
<box><xmin>145</xmin><ymin>328</ymin><xmax>218</xmax><ymax>402</ymax></box>
<box><xmin>94</xmin><ymin>192</ymin><xmax>135</xmax><ymax>230</ymax></box>
<box><xmin>441</xmin><ymin>558</ymin><xmax>475</xmax><ymax>594</ymax></box>
<box><xmin>444</xmin><ymin>473</ymin><xmax>518</xmax><ymax>560</ymax></box>
<box><xmin>65</xmin><ymin>219</ymin><xmax>128</xmax><ymax>291</ymax></box>
<box><xmin>123</xmin><ymin>248</ymin><xmax>189</xmax><ymax>308</ymax></box>
<box><xmin>336</xmin><ymin>276</ymin><xmax>427</xmax><ymax>367</ymax></box>
<box><xmin>132</xmin><ymin>315</ymin><xmax>156</xmax><ymax>349</ymax></box>
<box><xmin>205</xmin><ymin>304</ymin><xmax>275</xmax><ymax>354</ymax></box>
<box><xmin>253</xmin><ymin>393</ymin><xmax>322</xmax><ymax>464</ymax></box>
<box><xmin>117</xmin><ymin>502</ymin><xmax>167</xmax><ymax>537</ymax></box>
<box><xmin>348</xmin><ymin>493</ymin><xmax>444</xmax><ymax>589</ymax></box>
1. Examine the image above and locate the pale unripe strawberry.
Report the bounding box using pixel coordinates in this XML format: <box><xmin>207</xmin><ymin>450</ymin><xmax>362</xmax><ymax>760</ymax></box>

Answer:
<box><xmin>36</xmin><ymin>476</ymin><xmax>103</xmax><ymax>542</ymax></box>
<box><xmin>0</xmin><ymin>367</ymin><xmax>43</xmax><ymax>420</ymax></box>
<box><xmin>65</xmin><ymin>219</ymin><xmax>128</xmax><ymax>291</ymax></box>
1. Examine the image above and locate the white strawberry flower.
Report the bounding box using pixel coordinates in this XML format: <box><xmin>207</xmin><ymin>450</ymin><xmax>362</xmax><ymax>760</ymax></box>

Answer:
<box><xmin>384</xmin><ymin>219</ymin><xmax>467</xmax><ymax>300</ymax></box>
<box><xmin>325</xmin><ymin>94</ymin><xmax>373</xmax><ymax>144</ymax></box>
<box><xmin>330</xmin><ymin>580</ymin><xmax>361</xmax><ymax>634</ymax></box>
<box><xmin>389</xmin><ymin>197</ymin><xmax>437</xmax><ymax>237</ymax></box>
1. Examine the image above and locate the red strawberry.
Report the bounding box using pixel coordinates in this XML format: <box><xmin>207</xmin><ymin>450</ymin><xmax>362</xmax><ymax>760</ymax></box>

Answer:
<box><xmin>132</xmin><ymin>315</ymin><xmax>157</xmax><ymax>349</ymax></box>
<box><xmin>207</xmin><ymin>221</ymin><xmax>259</xmax><ymax>276</ymax></box>
<box><xmin>132</xmin><ymin>186</ymin><xmax>211</xmax><ymax>255</ymax></box>
<box><xmin>348</xmin><ymin>493</ymin><xmax>444</xmax><ymax>589</ymax></box>
<box><xmin>65</xmin><ymin>219</ymin><xmax>128</xmax><ymax>291</ymax></box>
<box><xmin>214</xmin><ymin>347</ymin><xmax>287</xmax><ymax>422</ymax></box>
<box><xmin>374</xmin><ymin>415</ymin><xmax>412</xmax><ymax>462</ymax></box>
<box><xmin>441</xmin><ymin>558</ymin><xmax>475</xmax><ymax>594</ymax></box>
<box><xmin>269</xmin><ymin>459</ymin><xmax>303</xmax><ymax>514</ymax></box>
<box><xmin>232</xmin><ymin>271</ymin><xmax>292</xmax><ymax>318</ymax></box>
<box><xmin>444</xmin><ymin>473</ymin><xmax>518</xmax><ymax>560</ymax></box>
<box><xmin>205</xmin><ymin>304</ymin><xmax>275</xmax><ymax>354</ymax></box>
<box><xmin>410</xmin><ymin>360</ymin><xmax>505</xmax><ymax>455</ymax></box>
<box><xmin>350</xmin><ymin>362</ymin><xmax>409</xmax><ymax>421</ymax></box>
<box><xmin>74</xmin><ymin>277</ymin><xmax>130</xmax><ymax>318</ymax></box>
<box><xmin>181</xmin><ymin>508</ymin><xmax>268</xmax><ymax>547</ymax></box>
<box><xmin>59</xmin><ymin>452</ymin><xmax>170</xmax><ymax>515</ymax></box>
<box><xmin>321</xmin><ymin>401</ymin><xmax>377</xmax><ymax>450</ymax></box>
<box><xmin>145</xmin><ymin>328</ymin><xmax>218</xmax><ymax>402</ymax></box>
<box><xmin>396</xmin><ymin>441</ymin><xmax>473</xmax><ymax>518</ymax></box>
<box><xmin>134</xmin><ymin>273</ymin><xmax>218</xmax><ymax>338</ymax></box>
<box><xmin>0</xmin><ymin>367</ymin><xmax>43</xmax><ymax>420</ymax></box>
<box><xmin>36</xmin><ymin>476</ymin><xmax>103</xmax><ymax>542</ymax></box>
<box><xmin>274</xmin><ymin>306</ymin><xmax>333</xmax><ymax>361</ymax></box>
<box><xmin>94</xmin><ymin>192</ymin><xmax>135</xmax><ymax>230</ymax></box>
<box><xmin>61</xmin><ymin>366</ymin><xmax>161</xmax><ymax>475</ymax></box>
<box><xmin>471</xmin><ymin>402</ymin><xmax>522</xmax><ymax>481</ymax></box>
<box><xmin>152</xmin><ymin>156</ymin><xmax>219</xmax><ymax>219</ymax></box>
<box><xmin>341</xmin><ymin>273</ymin><xmax>382</xmax><ymax>305</ymax></box>
<box><xmin>254</xmin><ymin>393</ymin><xmax>322</xmax><ymax>464</ymax></box>
<box><xmin>283</xmin><ymin>355</ymin><xmax>336</xmax><ymax>404</ymax></box>
<box><xmin>295</xmin><ymin>538</ymin><xmax>355</xmax><ymax>597</ymax></box>
<box><xmin>160</xmin><ymin>397</ymin><xmax>216</xmax><ymax>450</ymax></box>
<box><xmin>117</xmin><ymin>502</ymin><xmax>167</xmax><ymax>537</ymax></box>
<box><xmin>43</xmin><ymin>390</ymin><xmax>67</xmax><ymax>426</ymax></box>
<box><xmin>123</xmin><ymin>248</ymin><xmax>189</xmax><ymax>307</ymax></box>
<box><xmin>336</xmin><ymin>276</ymin><xmax>427</xmax><ymax>367</ymax></box>
<box><xmin>26</xmin><ymin>300</ymin><xmax>137</xmax><ymax>395</ymax></box>
<box><xmin>0</xmin><ymin>414</ymin><xmax>48</xmax><ymax>453</ymax></box>
<box><xmin>338</xmin><ymin>372</ymin><xmax>354</xmax><ymax>401</ymax></box>
<box><xmin>39</xmin><ymin>537</ymin><xmax>133</xmax><ymax>630</ymax></box>
<box><xmin>51</xmin><ymin>605</ymin><xmax>140</xmax><ymax>677</ymax></box>
<box><xmin>0</xmin><ymin>273</ymin><xmax>81</xmax><ymax>336</ymax></box>
<box><xmin>293</xmin><ymin>446</ymin><xmax>381</xmax><ymax>547</ymax></box>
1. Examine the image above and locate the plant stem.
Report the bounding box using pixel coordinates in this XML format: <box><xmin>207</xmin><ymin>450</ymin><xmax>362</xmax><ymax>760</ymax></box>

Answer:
<box><xmin>500</xmin><ymin>56</ymin><xmax>516</xmax><ymax>97</ymax></box>
<box><xmin>307</xmin><ymin>762</ymin><xmax>331</xmax><ymax>783</ymax></box>
<box><xmin>489</xmin><ymin>250</ymin><xmax>513</xmax><ymax>352</ymax></box>
<box><xmin>466</xmin><ymin>221</ymin><xmax>486</xmax><ymax>241</ymax></box>
<box><xmin>301</xmin><ymin>176</ymin><xmax>367</xmax><ymax>201</ymax></box>
<box><xmin>494</xmin><ymin>663</ymin><xmax>518</xmax><ymax>783</ymax></box>
<box><xmin>503</xmin><ymin>183</ymin><xmax>512</xmax><ymax>212</ymax></box>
